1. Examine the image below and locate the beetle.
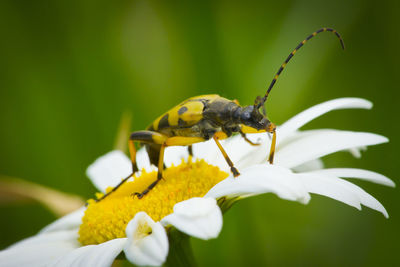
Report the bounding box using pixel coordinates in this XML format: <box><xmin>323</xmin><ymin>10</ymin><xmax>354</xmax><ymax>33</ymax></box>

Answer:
<box><xmin>97</xmin><ymin>27</ymin><xmax>344</xmax><ymax>202</ymax></box>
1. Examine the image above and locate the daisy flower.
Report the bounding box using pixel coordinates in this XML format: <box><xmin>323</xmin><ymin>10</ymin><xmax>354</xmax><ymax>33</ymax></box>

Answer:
<box><xmin>0</xmin><ymin>98</ymin><xmax>394</xmax><ymax>267</ymax></box>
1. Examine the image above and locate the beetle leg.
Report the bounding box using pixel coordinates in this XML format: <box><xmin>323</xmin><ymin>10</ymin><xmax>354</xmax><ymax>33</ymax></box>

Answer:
<box><xmin>267</xmin><ymin>124</ymin><xmax>277</xmax><ymax>164</ymax></box>
<box><xmin>165</xmin><ymin>136</ymin><xmax>205</xmax><ymax>146</ymax></box>
<box><xmin>95</xmin><ymin>172</ymin><xmax>134</xmax><ymax>203</ymax></box>
<box><xmin>188</xmin><ymin>145</ymin><xmax>193</xmax><ymax>157</ymax></box>
<box><xmin>96</xmin><ymin>131</ymin><xmax>167</xmax><ymax>203</ymax></box>
<box><xmin>239</xmin><ymin>130</ymin><xmax>260</xmax><ymax>146</ymax></box>
<box><xmin>240</xmin><ymin>125</ymin><xmax>266</xmax><ymax>134</ymax></box>
<box><xmin>241</xmin><ymin>124</ymin><xmax>276</xmax><ymax>164</ymax></box>
<box><xmin>213</xmin><ymin>135</ymin><xmax>240</xmax><ymax>177</ymax></box>
<box><xmin>134</xmin><ymin>135</ymin><xmax>205</xmax><ymax>198</ymax></box>
<box><xmin>128</xmin><ymin>139</ymin><xmax>139</xmax><ymax>172</ymax></box>
<box><xmin>130</xmin><ymin>130</ymin><xmax>168</xmax><ymax>166</ymax></box>
<box><xmin>135</xmin><ymin>142</ymin><xmax>166</xmax><ymax>198</ymax></box>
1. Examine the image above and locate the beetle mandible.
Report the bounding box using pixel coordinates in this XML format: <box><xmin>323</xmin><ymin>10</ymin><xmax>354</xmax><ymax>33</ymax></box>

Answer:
<box><xmin>97</xmin><ymin>27</ymin><xmax>345</xmax><ymax>202</ymax></box>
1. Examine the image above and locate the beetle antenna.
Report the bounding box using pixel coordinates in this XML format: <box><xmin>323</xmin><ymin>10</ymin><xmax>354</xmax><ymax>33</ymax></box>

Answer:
<box><xmin>257</xmin><ymin>27</ymin><xmax>345</xmax><ymax>109</ymax></box>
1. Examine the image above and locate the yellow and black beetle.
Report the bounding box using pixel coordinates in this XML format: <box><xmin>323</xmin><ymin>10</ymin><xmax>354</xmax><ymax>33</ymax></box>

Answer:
<box><xmin>97</xmin><ymin>27</ymin><xmax>345</xmax><ymax>201</ymax></box>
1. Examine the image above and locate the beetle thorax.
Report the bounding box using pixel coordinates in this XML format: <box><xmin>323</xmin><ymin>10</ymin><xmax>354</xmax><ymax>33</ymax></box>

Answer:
<box><xmin>202</xmin><ymin>98</ymin><xmax>242</xmax><ymax>126</ymax></box>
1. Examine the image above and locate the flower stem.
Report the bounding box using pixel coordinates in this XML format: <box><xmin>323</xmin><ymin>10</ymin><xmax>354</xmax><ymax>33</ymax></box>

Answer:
<box><xmin>165</xmin><ymin>228</ymin><xmax>197</xmax><ymax>267</ymax></box>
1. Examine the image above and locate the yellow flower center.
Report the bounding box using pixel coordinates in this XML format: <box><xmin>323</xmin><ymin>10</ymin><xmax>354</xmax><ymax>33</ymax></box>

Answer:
<box><xmin>78</xmin><ymin>159</ymin><xmax>228</xmax><ymax>245</ymax></box>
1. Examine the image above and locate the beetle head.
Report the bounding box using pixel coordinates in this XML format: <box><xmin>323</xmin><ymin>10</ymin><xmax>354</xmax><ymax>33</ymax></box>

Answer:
<box><xmin>239</xmin><ymin>98</ymin><xmax>272</xmax><ymax>131</ymax></box>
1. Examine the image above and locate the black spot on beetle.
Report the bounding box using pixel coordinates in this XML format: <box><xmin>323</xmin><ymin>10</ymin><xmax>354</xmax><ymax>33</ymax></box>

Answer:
<box><xmin>178</xmin><ymin>106</ymin><xmax>188</xmax><ymax>115</ymax></box>
<box><xmin>158</xmin><ymin>114</ymin><xmax>169</xmax><ymax>129</ymax></box>
<box><xmin>178</xmin><ymin>118</ymin><xmax>186</xmax><ymax>126</ymax></box>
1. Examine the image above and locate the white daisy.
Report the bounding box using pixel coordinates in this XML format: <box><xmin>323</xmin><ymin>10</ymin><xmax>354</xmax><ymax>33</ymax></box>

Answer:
<box><xmin>0</xmin><ymin>98</ymin><xmax>394</xmax><ymax>267</ymax></box>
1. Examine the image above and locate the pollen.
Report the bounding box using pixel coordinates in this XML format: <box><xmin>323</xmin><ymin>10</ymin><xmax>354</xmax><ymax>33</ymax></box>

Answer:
<box><xmin>78</xmin><ymin>159</ymin><xmax>228</xmax><ymax>245</ymax></box>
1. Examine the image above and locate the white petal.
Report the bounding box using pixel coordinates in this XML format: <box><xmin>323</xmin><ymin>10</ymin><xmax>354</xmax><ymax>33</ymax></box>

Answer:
<box><xmin>0</xmin><ymin>230</ymin><xmax>80</xmax><ymax>267</ymax></box>
<box><xmin>279</xmin><ymin>98</ymin><xmax>372</xmax><ymax>140</ymax></box>
<box><xmin>8</xmin><ymin>229</ymin><xmax>79</xmax><ymax>250</ymax></box>
<box><xmin>192</xmin><ymin>139</ymin><xmax>229</xmax><ymax>171</ymax></box>
<box><xmin>86</xmin><ymin>150</ymin><xmax>133</xmax><ymax>192</ymax></box>
<box><xmin>349</xmin><ymin>147</ymin><xmax>361</xmax><ymax>158</ymax></box>
<box><xmin>39</xmin><ymin>207</ymin><xmax>85</xmax><ymax>234</ymax></box>
<box><xmin>298</xmin><ymin>173</ymin><xmax>389</xmax><ymax>217</ymax></box>
<box><xmin>205</xmin><ymin>164</ymin><xmax>311</xmax><ymax>204</ymax></box>
<box><xmin>307</xmin><ymin>168</ymin><xmax>395</xmax><ymax>187</ymax></box>
<box><xmin>275</xmin><ymin>130</ymin><xmax>388</xmax><ymax>168</ymax></box>
<box><xmin>227</xmin><ymin>134</ymin><xmax>271</xmax><ymax>170</ymax></box>
<box><xmin>137</xmin><ymin>146</ymin><xmax>187</xmax><ymax>171</ymax></box>
<box><xmin>124</xmin><ymin>212</ymin><xmax>168</xmax><ymax>267</ymax></box>
<box><xmin>192</xmin><ymin>139</ymin><xmax>217</xmax><ymax>161</ymax></box>
<box><xmin>161</xmin><ymin>198</ymin><xmax>223</xmax><ymax>240</ymax></box>
<box><xmin>164</xmin><ymin>146</ymin><xmax>189</xmax><ymax>167</ymax></box>
<box><xmin>298</xmin><ymin>173</ymin><xmax>361</xmax><ymax>209</ymax></box>
<box><xmin>77</xmin><ymin>239</ymin><xmax>125</xmax><ymax>266</ymax></box>
<box><xmin>292</xmin><ymin>159</ymin><xmax>324</xmax><ymax>173</ymax></box>
<box><xmin>348</xmin><ymin>146</ymin><xmax>367</xmax><ymax>158</ymax></box>
<box><xmin>49</xmin><ymin>238</ymin><xmax>126</xmax><ymax>267</ymax></box>
<box><xmin>136</xmin><ymin>147</ymin><xmax>156</xmax><ymax>172</ymax></box>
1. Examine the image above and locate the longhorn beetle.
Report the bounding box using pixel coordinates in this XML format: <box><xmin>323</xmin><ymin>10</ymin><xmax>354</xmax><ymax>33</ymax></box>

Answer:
<box><xmin>97</xmin><ymin>27</ymin><xmax>345</xmax><ymax>202</ymax></box>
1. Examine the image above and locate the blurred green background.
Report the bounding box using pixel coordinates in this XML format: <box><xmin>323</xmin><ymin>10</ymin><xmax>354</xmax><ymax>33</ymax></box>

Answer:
<box><xmin>0</xmin><ymin>0</ymin><xmax>399</xmax><ymax>266</ymax></box>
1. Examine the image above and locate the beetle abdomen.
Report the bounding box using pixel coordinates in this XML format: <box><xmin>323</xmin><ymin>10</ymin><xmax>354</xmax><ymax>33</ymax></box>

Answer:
<box><xmin>148</xmin><ymin>95</ymin><xmax>220</xmax><ymax>133</ymax></box>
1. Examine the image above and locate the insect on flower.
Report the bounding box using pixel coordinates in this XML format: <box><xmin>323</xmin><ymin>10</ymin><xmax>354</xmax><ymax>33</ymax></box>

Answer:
<box><xmin>97</xmin><ymin>27</ymin><xmax>345</xmax><ymax>201</ymax></box>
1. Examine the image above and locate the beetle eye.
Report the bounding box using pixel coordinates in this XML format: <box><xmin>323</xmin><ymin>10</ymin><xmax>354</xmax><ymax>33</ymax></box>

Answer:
<box><xmin>241</xmin><ymin>111</ymin><xmax>251</xmax><ymax>120</ymax></box>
